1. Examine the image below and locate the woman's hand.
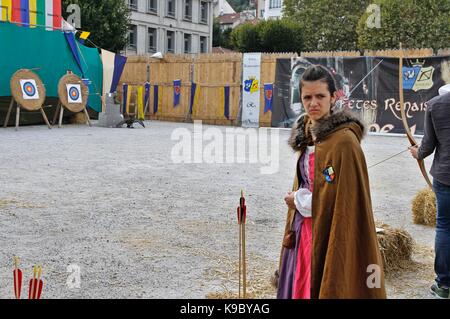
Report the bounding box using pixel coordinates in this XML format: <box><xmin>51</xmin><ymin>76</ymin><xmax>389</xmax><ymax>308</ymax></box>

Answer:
<box><xmin>284</xmin><ymin>191</ymin><xmax>296</xmax><ymax>210</ymax></box>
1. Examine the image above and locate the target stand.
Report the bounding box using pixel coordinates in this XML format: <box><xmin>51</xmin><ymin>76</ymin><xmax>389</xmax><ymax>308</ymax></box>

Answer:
<box><xmin>3</xmin><ymin>69</ymin><xmax>51</xmax><ymax>130</ymax></box>
<box><xmin>53</xmin><ymin>73</ymin><xmax>91</xmax><ymax>128</ymax></box>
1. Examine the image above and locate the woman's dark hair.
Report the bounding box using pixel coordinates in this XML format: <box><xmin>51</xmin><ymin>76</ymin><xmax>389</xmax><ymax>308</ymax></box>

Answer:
<box><xmin>300</xmin><ymin>65</ymin><xmax>337</xmax><ymax>96</ymax></box>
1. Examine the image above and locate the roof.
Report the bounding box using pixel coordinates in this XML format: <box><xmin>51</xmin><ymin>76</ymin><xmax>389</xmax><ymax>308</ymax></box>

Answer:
<box><xmin>218</xmin><ymin>13</ymin><xmax>241</xmax><ymax>25</ymax></box>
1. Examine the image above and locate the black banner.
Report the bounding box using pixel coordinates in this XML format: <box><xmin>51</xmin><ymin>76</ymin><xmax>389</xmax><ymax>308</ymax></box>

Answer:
<box><xmin>272</xmin><ymin>56</ymin><xmax>450</xmax><ymax>134</ymax></box>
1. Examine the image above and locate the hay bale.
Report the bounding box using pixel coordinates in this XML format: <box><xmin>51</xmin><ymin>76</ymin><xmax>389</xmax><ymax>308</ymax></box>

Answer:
<box><xmin>376</xmin><ymin>222</ymin><xmax>413</xmax><ymax>273</ymax></box>
<box><xmin>412</xmin><ymin>188</ymin><xmax>436</xmax><ymax>226</ymax></box>
<box><xmin>70</xmin><ymin>112</ymin><xmax>88</xmax><ymax>124</ymax></box>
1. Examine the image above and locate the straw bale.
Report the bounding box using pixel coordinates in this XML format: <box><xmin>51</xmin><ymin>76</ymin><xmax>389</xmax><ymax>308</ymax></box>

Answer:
<box><xmin>376</xmin><ymin>222</ymin><xmax>413</xmax><ymax>273</ymax></box>
<box><xmin>412</xmin><ymin>188</ymin><xmax>436</xmax><ymax>226</ymax></box>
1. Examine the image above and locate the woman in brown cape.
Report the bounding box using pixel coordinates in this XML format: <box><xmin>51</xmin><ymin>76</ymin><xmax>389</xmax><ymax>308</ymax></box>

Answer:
<box><xmin>276</xmin><ymin>65</ymin><xmax>386</xmax><ymax>299</ymax></box>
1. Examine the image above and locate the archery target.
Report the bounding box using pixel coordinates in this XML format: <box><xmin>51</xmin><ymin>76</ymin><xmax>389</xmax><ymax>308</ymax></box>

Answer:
<box><xmin>66</xmin><ymin>84</ymin><xmax>82</xmax><ymax>103</ymax></box>
<box><xmin>20</xmin><ymin>79</ymin><xmax>40</xmax><ymax>100</ymax></box>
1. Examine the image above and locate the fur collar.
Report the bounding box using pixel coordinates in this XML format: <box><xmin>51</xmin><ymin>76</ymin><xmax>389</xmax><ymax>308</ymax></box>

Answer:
<box><xmin>288</xmin><ymin>109</ymin><xmax>366</xmax><ymax>152</ymax></box>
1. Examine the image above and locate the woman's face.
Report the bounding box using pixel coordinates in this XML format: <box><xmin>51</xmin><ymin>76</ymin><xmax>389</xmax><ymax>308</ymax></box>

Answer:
<box><xmin>300</xmin><ymin>80</ymin><xmax>336</xmax><ymax>122</ymax></box>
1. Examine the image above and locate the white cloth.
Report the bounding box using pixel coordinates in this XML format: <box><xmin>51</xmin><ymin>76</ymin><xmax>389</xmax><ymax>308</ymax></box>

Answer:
<box><xmin>294</xmin><ymin>145</ymin><xmax>315</xmax><ymax>217</ymax></box>
<box><xmin>439</xmin><ymin>84</ymin><xmax>450</xmax><ymax>96</ymax></box>
<box><xmin>294</xmin><ymin>188</ymin><xmax>312</xmax><ymax>217</ymax></box>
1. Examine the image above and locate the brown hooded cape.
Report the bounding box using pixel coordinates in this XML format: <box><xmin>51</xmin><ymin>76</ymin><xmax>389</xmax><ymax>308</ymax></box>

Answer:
<box><xmin>279</xmin><ymin>110</ymin><xmax>386</xmax><ymax>299</ymax></box>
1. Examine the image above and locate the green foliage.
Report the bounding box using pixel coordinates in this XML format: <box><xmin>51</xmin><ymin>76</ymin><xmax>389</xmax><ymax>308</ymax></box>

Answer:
<box><xmin>62</xmin><ymin>0</ymin><xmax>131</xmax><ymax>53</ymax></box>
<box><xmin>258</xmin><ymin>19</ymin><xmax>303</xmax><ymax>53</ymax></box>
<box><xmin>357</xmin><ymin>0</ymin><xmax>450</xmax><ymax>51</ymax></box>
<box><xmin>213</xmin><ymin>18</ymin><xmax>234</xmax><ymax>49</ymax></box>
<box><xmin>229</xmin><ymin>19</ymin><xmax>303</xmax><ymax>53</ymax></box>
<box><xmin>230</xmin><ymin>23</ymin><xmax>262</xmax><ymax>52</ymax></box>
<box><xmin>283</xmin><ymin>0</ymin><xmax>370</xmax><ymax>51</ymax></box>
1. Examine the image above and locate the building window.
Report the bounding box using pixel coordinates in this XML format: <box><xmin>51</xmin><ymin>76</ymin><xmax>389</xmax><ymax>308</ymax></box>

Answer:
<box><xmin>184</xmin><ymin>34</ymin><xmax>192</xmax><ymax>54</ymax></box>
<box><xmin>127</xmin><ymin>0</ymin><xmax>138</xmax><ymax>11</ymax></box>
<box><xmin>147</xmin><ymin>0</ymin><xmax>157</xmax><ymax>14</ymax></box>
<box><xmin>200</xmin><ymin>36</ymin><xmax>207</xmax><ymax>53</ymax></box>
<box><xmin>269</xmin><ymin>0</ymin><xmax>282</xmax><ymax>9</ymax></box>
<box><xmin>200</xmin><ymin>1</ymin><xmax>208</xmax><ymax>24</ymax></box>
<box><xmin>167</xmin><ymin>0</ymin><xmax>176</xmax><ymax>17</ymax></box>
<box><xmin>148</xmin><ymin>28</ymin><xmax>157</xmax><ymax>53</ymax></box>
<box><xmin>127</xmin><ymin>25</ymin><xmax>137</xmax><ymax>50</ymax></box>
<box><xmin>167</xmin><ymin>31</ymin><xmax>175</xmax><ymax>53</ymax></box>
<box><xmin>184</xmin><ymin>0</ymin><xmax>192</xmax><ymax>21</ymax></box>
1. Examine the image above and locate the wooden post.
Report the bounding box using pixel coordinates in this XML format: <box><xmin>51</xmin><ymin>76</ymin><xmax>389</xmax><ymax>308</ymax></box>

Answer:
<box><xmin>40</xmin><ymin>108</ymin><xmax>52</xmax><ymax>129</ymax></box>
<box><xmin>3</xmin><ymin>98</ymin><xmax>14</xmax><ymax>128</ymax></box>
<box><xmin>83</xmin><ymin>108</ymin><xmax>91</xmax><ymax>127</ymax></box>
<box><xmin>15</xmin><ymin>104</ymin><xmax>21</xmax><ymax>131</ymax></box>
<box><xmin>52</xmin><ymin>102</ymin><xmax>61</xmax><ymax>126</ymax></box>
<box><xmin>58</xmin><ymin>106</ymin><xmax>64</xmax><ymax>128</ymax></box>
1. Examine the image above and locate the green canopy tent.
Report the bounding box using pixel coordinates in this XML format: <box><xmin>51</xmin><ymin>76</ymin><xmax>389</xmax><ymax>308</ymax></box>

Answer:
<box><xmin>0</xmin><ymin>22</ymin><xmax>103</xmax><ymax>124</ymax></box>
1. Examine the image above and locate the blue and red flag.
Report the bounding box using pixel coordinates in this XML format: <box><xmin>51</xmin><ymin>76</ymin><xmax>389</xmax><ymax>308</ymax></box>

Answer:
<box><xmin>173</xmin><ymin>79</ymin><xmax>181</xmax><ymax>108</ymax></box>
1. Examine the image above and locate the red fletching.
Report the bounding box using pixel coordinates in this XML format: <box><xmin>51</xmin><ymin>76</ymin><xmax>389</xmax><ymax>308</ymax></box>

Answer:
<box><xmin>237</xmin><ymin>207</ymin><xmax>241</xmax><ymax>224</ymax></box>
<box><xmin>29</xmin><ymin>278</ymin><xmax>43</xmax><ymax>299</ymax></box>
<box><xmin>13</xmin><ymin>269</ymin><xmax>22</xmax><ymax>299</ymax></box>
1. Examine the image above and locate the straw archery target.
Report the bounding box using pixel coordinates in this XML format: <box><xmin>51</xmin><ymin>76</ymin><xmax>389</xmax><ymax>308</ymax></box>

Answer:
<box><xmin>66</xmin><ymin>84</ymin><xmax>82</xmax><ymax>104</ymax></box>
<box><xmin>10</xmin><ymin>69</ymin><xmax>46</xmax><ymax>111</ymax></box>
<box><xmin>57</xmin><ymin>73</ymin><xmax>88</xmax><ymax>113</ymax></box>
<box><xmin>20</xmin><ymin>79</ymin><xmax>39</xmax><ymax>100</ymax></box>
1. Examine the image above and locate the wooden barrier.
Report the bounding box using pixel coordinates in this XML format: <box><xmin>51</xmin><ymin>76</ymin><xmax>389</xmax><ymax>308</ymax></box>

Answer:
<box><xmin>118</xmin><ymin>49</ymin><xmax>448</xmax><ymax>127</ymax></box>
<box><xmin>118</xmin><ymin>53</ymin><xmax>296</xmax><ymax>127</ymax></box>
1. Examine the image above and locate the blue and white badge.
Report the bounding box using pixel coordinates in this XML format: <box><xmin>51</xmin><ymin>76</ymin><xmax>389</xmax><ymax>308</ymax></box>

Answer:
<box><xmin>323</xmin><ymin>166</ymin><xmax>336</xmax><ymax>183</ymax></box>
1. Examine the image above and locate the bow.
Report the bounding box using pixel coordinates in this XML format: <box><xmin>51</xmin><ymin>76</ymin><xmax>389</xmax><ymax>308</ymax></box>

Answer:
<box><xmin>398</xmin><ymin>43</ymin><xmax>433</xmax><ymax>189</ymax></box>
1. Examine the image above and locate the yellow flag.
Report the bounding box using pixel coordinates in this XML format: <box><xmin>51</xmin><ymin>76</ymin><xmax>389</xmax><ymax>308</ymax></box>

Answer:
<box><xmin>126</xmin><ymin>85</ymin><xmax>132</xmax><ymax>114</ymax></box>
<box><xmin>79</xmin><ymin>31</ymin><xmax>91</xmax><ymax>40</ymax></box>
<box><xmin>29</xmin><ymin>0</ymin><xmax>37</xmax><ymax>27</ymax></box>
<box><xmin>1</xmin><ymin>0</ymin><xmax>12</xmax><ymax>21</ymax></box>
<box><xmin>137</xmin><ymin>86</ymin><xmax>144</xmax><ymax>121</ymax></box>
<box><xmin>219</xmin><ymin>87</ymin><xmax>225</xmax><ymax>119</ymax></box>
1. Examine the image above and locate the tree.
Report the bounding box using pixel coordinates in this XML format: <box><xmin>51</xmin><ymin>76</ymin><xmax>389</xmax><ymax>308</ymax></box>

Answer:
<box><xmin>357</xmin><ymin>0</ymin><xmax>450</xmax><ymax>51</ymax></box>
<box><xmin>213</xmin><ymin>18</ymin><xmax>234</xmax><ymax>48</ymax></box>
<box><xmin>230</xmin><ymin>22</ymin><xmax>261</xmax><ymax>52</ymax></box>
<box><xmin>258</xmin><ymin>19</ymin><xmax>303</xmax><ymax>53</ymax></box>
<box><xmin>283</xmin><ymin>0</ymin><xmax>370</xmax><ymax>51</ymax></box>
<box><xmin>229</xmin><ymin>19</ymin><xmax>303</xmax><ymax>53</ymax></box>
<box><xmin>62</xmin><ymin>0</ymin><xmax>131</xmax><ymax>53</ymax></box>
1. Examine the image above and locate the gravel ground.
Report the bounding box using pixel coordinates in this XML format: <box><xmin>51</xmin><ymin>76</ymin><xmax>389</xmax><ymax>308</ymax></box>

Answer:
<box><xmin>0</xmin><ymin>120</ymin><xmax>437</xmax><ymax>299</ymax></box>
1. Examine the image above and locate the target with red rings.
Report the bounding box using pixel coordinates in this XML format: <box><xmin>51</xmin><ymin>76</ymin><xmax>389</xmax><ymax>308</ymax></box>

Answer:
<box><xmin>69</xmin><ymin>87</ymin><xmax>80</xmax><ymax>101</ymax></box>
<box><xmin>23</xmin><ymin>81</ymin><xmax>37</xmax><ymax>97</ymax></box>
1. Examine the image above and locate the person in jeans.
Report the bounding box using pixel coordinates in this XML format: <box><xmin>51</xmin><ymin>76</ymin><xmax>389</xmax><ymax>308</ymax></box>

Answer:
<box><xmin>410</xmin><ymin>84</ymin><xmax>450</xmax><ymax>299</ymax></box>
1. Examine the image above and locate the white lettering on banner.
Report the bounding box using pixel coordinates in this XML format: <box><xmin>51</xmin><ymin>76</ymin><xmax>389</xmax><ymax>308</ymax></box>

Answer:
<box><xmin>384</xmin><ymin>98</ymin><xmax>427</xmax><ymax>121</ymax></box>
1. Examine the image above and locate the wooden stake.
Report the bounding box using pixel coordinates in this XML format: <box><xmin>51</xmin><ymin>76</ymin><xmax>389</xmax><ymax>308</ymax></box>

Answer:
<box><xmin>4</xmin><ymin>99</ymin><xmax>14</xmax><ymax>128</ymax></box>
<box><xmin>52</xmin><ymin>102</ymin><xmax>61</xmax><ymax>126</ymax></box>
<box><xmin>15</xmin><ymin>104</ymin><xmax>21</xmax><ymax>131</ymax></box>
<box><xmin>242</xmin><ymin>219</ymin><xmax>247</xmax><ymax>298</ymax></box>
<box><xmin>83</xmin><ymin>107</ymin><xmax>92</xmax><ymax>127</ymax></box>
<box><xmin>40</xmin><ymin>108</ymin><xmax>52</xmax><ymax>129</ymax></box>
<box><xmin>58</xmin><ymin>106</ymin><xmax>64</xmax><ymax>128</ymax></box>
<box><xmin>238</xmin><ymin>208</ymin><xmax>242</xmax><ymax>299</ymax></box>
